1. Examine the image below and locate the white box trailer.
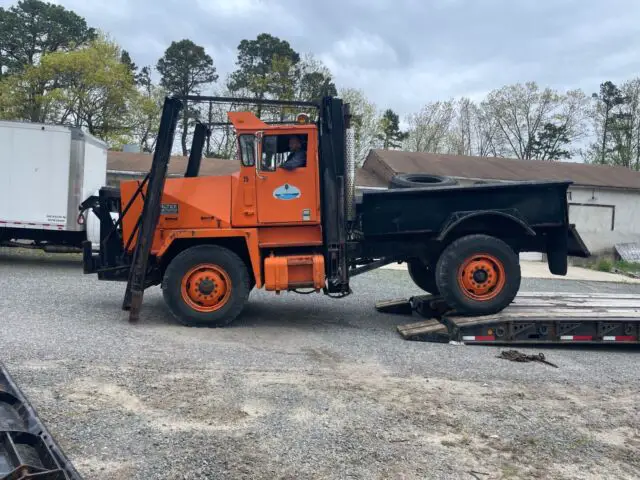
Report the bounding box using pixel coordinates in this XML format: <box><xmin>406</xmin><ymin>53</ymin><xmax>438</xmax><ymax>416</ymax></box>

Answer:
<box><xmin>0</xmin><ymin>119</ymin><xmax>107</xmax><ymax>251</ymax></box>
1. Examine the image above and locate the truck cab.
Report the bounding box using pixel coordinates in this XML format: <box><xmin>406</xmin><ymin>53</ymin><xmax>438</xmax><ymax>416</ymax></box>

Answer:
<box><xmin>228</xmin><ymin>113</ymin><xmax>321</xmax><ymax>227</ymax></box>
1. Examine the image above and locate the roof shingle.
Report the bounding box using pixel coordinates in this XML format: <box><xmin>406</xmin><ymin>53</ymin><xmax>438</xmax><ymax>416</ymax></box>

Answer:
<box><xmin>108</xmin><ymin>151</ymin><xmax>383</xmax><ymax>187</ymax></box>
<box><xmin>107</xmin><ymin>151</ymin><xmax>240</xmax><ymax>177</ymax></box>
<box><xmin>366</xmin><ymin>150</ymin><xmax>640</xmax><ymax>190</ymax></box>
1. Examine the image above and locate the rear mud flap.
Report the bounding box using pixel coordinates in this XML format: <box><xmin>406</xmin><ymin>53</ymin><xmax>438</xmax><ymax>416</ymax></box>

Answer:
<box><xmin>0</xmin><ymin>362</ymin><xmax>83</xmax><ymax>479</ymax></box>
<box><xmin>567</xmin><ymin>224</ymin><xmax>590</xmax><ymax>258</ymax></box>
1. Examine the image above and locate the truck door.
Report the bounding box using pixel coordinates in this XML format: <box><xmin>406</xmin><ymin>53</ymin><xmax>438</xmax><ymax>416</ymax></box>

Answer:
<box><xmin>256</xmin><ymin>131</ymin><xmax>319</xmax><ymax>225</ymax></box>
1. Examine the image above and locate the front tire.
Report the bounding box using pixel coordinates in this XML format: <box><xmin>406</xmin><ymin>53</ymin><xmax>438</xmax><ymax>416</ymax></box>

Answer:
<box><xmin>435</xmin><ymin>234</ymin><xmax>520</xmax><ymax>316</ymax></box>
<box><xmin>162</xmin><ymin>245</ymin><xmax>250</xmax><ymax>327</ymax></box>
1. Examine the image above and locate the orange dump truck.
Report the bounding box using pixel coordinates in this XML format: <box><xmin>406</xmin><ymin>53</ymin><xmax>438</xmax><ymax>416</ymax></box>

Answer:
<box><xmin>82</xmin><ymin>95</ymin><xmax>589</xmax><ymax>327</ymax></box>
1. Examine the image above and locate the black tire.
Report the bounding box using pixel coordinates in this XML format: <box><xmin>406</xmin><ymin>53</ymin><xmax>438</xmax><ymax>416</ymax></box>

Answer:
<box><xmin>389</xmin><ymin>173</ymin><xmax>458</xmax><ymax>189</ymax></box>
<box><xmin>162</xmin><ymin>244</ymin><xmax>250</xmax><ymax>327</ymax></box>
<box><xmin>435</xmin><ymin>234</ymin><xmax>521</xmax><ymax>316</ymax></box>
<box><xmin>407</xmin><ymin>258</ymin><xmax>439</xmax><ymax>294</ymax></box>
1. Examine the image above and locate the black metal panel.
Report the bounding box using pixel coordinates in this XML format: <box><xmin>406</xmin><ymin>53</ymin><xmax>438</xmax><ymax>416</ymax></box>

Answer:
<box><xmin>0</xmin><ymin>363</ymin><xmax>83</xmax><ymax>479</ymax></box>
<box><xmin>359</xmin><ymin>181</ymin><xmax>572</xmax><ymax>237</ymax></box>
<box><xmin>122</xmin><ymin>97</ymin><xmax>183</xmax><ymax>321</ymax></box>
<box><xmin>0</xmin><ymin>228</ymin><xmax>84</xmax><ymax>248</ymax></box>
<box><xmin>181</xmin><ymin>95</ymin><xmax>318</xmax><ymax>108</ymax></box>
<box><xmin>567</xmin><ymin>224</ymin><xmax>591</xmax><ymax>257</ymax></box>
<box><xmin>318</xmin><ymin>97</ymin><xmax>349</xmax><ymax>293</ymax></box>
<box><xmin>185</xmin><ymin>122</ymin><xmax>210</xmax><ymax>178</ymax></box>
<box><xmin>97</xmin><ymin>186</ymin><xmax>124</xmax><ymax>269</ymax></box>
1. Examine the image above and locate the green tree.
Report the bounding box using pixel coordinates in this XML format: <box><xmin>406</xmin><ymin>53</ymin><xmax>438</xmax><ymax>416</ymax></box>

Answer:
<box><xmin>591</xmin><ymin>81</ymin><xmax>628</xmax><ymax>165</ymax></box>
<box><xmin>120</xmin><ymin>49</ymin><xmax>137</xmax><ymax>78</ymax></box>
<box><xmin>0</xmin><ymin>0</ymin><xmax>96</xmax><ymax>121</ymax></box>
<box><xmin>339</xmin><ymin>87</ymin><xmax>381</xmax><ymax>165</ymax></box>
<box><xmin>377</xmin><ymin>109</ymin><xmax>408</xmax><ymax>149</ymax></box>
<box><xmin>584</xmin><ymin>79</ymin><xmax>640</xmax><ymax>170</ymax></box>
<box><xmin>529</xmin><ymin>123</ymin><xmax>571</xmax><ymax>160</ymax></box>
<box><xmin>131</xmin><ymin>66</ymin><xmax>165</xmax><ymax>152</ymax></box>
<box><xmin>0</xmin><ymin>0</ymin><xmax>96</xmax><ymax>72</ymax></box>
<box><xmin>46</xmin><ymin>37</ymin><xmax>139</xmax><ymax>142</ymax></box>
<box><xmin>483</xmin><ymin>82</ymin><xmax>588</xmax><ymax>160</ymax></box>
<box><xmin>157</xmin><ymin>39</ymin><xmax>218</xmax><ymax>155</ymax></box>
<box><xmin>228</xmin><ymin>33</ymin><xmax>300</xmax><ymax>117</ymax></box>
<box><xmin>295</xmin><ymin>53</ymin><xmax>337</xmax><ymax>102</ymax></box>
<box><xmin>405</xmin><ymin>100</ymin><xmax>455</xmax><ymax>154</ymax></box>
<box><xmin>1</xmin><ymin>37</ymin><xmax>140</xmax><ymax>145</ymax></box>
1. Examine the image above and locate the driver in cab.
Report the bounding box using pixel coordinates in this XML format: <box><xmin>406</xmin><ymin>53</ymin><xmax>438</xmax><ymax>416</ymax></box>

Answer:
<box><xmin>281</xmin><ymin>135</ymin><xmax>306</xmax><ymax>170</ymax></box>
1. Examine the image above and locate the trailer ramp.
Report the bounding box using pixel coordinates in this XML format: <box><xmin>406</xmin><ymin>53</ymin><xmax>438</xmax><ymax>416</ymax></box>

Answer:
<box><xmin>0</xmin><ymin>363</ymin><xmax>82</xmax><ymax>479</ymax></box>
<box><xmin>387</xmin><ymin>293</ymin><xmax>640</xmax><ymax>345</ymax></box>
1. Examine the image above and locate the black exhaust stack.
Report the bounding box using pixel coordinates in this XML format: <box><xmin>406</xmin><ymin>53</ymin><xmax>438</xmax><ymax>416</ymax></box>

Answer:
<box><xmin>185</xmin><ymin>121</ymin><xmax>211</xmax><ymax>177</ymax></box>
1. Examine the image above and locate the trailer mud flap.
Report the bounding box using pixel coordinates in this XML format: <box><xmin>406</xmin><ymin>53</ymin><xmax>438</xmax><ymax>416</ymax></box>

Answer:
<box><xmin>0</xmin><ymin>362</ymin><xmax>82</xmax><ymax>479</ymax></box>
<box><xmin>567</xmin><ymin>224</ymin><xmax>591</xmax><ymax>258</ymax></box>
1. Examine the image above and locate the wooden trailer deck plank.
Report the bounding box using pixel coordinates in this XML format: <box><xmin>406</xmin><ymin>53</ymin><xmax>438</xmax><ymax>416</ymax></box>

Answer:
<box><xmin>397</xmin><ymin>319</ymin><xmax>447</xmax><ymax>339</ymax></box>
<box><xmin>514</xmin><ymin>292</ymin><xmax>640</xmax><ymax>299</ymax></box>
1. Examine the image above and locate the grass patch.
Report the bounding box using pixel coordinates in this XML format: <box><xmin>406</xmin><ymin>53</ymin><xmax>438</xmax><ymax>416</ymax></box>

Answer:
<box><xmin>614</xmin><ymin>260</ymin><xmax>640</xmax><ymax>273</ymax></box>
<box><xmin>595</xmin><ymin>259</ymin><xmax>613</xmax><ymax>272</ymax></box>
<box><xmin>587</xmin><ymin>258</ymin><xmax>640</xmax><ymax>274</ymax></box>
<box><xmin>501</xmin><ymin>464</ymin><xmax>519</xmax><ymax>478</ymax></box>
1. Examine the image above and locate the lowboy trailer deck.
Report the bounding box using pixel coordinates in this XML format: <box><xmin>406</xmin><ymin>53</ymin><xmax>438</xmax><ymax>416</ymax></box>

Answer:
<box><xmin>384</xmin><ymin>292</ymin><xmax>640</xmax><ymax>345</ymax></box>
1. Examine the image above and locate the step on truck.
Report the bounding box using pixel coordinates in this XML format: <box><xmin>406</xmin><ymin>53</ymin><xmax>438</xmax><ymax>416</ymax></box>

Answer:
<box><xmin>81</xmin><ymin>94</ymin><xmax>591</xmax><ymax>327</ymax></box>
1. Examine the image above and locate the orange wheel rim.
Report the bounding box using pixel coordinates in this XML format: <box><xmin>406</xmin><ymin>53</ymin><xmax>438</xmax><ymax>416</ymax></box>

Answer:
<box><xmin>180</xmin><ymin>263</ymin><xmax>232</xmax><ymax>312</ymax></box>
<box><xmin>457</xmin><ymin>253</ymin><xmax>506</xmax><ymax>301</ymax></box>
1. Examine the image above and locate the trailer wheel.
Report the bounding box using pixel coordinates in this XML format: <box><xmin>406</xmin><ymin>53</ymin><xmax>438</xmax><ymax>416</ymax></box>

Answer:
<box><xmin>435</xmin><ymin>234</ymin><xmax>520</xmax><ymax>316</ymax></box>
<box><xmin>389</xmin><ymin>173</ymin><xmax>458</xmax><ymax>189</ymax></box>
<box><xmin>407</xmin><ymin>258</ymin><xmax>439</xmax><ymax>294</ymax></box>
<box><xmin>162</xmin><ymin>245</ymin><xmax>250</xmax><ymax>327</ymax></box>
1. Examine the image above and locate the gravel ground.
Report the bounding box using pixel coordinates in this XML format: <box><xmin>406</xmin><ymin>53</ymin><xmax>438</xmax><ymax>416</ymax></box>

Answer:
<box><xmin>1</xmin><ymin>248</ymin><xmax>640</xmax><ymax>480</ymax></box>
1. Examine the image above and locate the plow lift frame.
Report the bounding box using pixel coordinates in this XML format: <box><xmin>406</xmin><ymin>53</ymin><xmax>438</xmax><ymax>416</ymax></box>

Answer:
<box><xmin>120</xmin><ymin>94</ymin><xmax>326</xmax><ymax>323</ymax></box>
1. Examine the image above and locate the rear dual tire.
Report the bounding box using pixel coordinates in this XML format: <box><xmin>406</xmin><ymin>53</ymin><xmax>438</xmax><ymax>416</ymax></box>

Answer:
<box><xmin>435</xmin><ymin>234</ymin><xmax>521</xmax><ymax>316</ymax></box>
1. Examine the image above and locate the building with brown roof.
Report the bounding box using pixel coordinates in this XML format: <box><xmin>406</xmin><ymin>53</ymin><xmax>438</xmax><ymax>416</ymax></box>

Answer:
<box><xmin>106</xmin><ymin>151</ymin><xmax>241</xmax><ymax>186</ymax></box>
<box><xmin>107</xmin><ymin>151</ymin><xmax>386</xmax><ymax>189</ymax></box>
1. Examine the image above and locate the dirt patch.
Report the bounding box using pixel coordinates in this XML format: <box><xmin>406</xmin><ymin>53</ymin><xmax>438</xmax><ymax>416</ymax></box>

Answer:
<box><xmin>52</xmin><ymin>362</ymin><xmax>640</xmax><ymax>479</ymax></box>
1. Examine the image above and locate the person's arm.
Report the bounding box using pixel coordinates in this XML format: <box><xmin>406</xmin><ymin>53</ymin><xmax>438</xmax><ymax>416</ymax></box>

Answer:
<box><xmin>281</xmin><ymin>151</ymin><xmax>306</xmax><ymax>170</ymax></box>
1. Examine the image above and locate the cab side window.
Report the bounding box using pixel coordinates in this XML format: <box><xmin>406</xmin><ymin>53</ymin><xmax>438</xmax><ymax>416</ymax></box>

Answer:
<box><xmin>238</xmin><ymin>135</ymin><xmax>255</xmax><ymax>167</ymax></box>
<box><xmin>261</xmin><ymin>134</ymin><xmax>308</xmax><ymax>172</ymax></box>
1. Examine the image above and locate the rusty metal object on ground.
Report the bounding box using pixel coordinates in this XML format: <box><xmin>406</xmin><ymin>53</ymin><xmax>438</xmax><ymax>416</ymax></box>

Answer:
<box><xmin>497</xmin><ymin>350</ymin><xmax>559</xmax><ymax>368</ymax></box>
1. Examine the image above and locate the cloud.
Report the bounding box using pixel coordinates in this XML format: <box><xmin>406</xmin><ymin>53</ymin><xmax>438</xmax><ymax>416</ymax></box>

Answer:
<box><xmin>2</xmin><ymin>0</ymin><xmax>639</xmax><ymax>117</ymax></box>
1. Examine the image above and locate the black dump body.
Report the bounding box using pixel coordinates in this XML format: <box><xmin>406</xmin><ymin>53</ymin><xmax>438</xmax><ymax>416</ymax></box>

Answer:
<box><xmin>352</xmin><ymin>180</ymin><xmax>589</xmax><ymax>272</ymax></box>
<box><xmin>0</xmin><ymin>363</ymin><xmax>82</xmax><ymax>479</ymax></box>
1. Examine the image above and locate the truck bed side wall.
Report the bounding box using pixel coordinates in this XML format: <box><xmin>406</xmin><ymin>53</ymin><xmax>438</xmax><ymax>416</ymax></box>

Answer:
<box><xmin>359</xmin><ymin>181</ymin><xmax>571</xmax><ymax>237</ymax></box>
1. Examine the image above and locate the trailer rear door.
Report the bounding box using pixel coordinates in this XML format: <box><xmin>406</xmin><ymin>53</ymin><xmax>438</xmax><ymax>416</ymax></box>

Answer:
<box><xmin>0</xmin><ymin>121</ymin><xmax>72</xmax><ymax>230</ymax></box>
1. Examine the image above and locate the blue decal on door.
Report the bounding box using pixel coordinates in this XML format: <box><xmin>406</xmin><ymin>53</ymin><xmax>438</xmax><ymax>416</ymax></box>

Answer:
<box><xmin>273</xmin><ymin>183</ymin><xmax>301</xmax><ymax>200</ymax></box>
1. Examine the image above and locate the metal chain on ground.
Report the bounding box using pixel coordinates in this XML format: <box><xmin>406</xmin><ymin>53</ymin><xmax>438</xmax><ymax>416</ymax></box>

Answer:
<box><xmin>497</xmin><ymin>350</ymin><xmax>559</xmax><ymax>368</ymax></box>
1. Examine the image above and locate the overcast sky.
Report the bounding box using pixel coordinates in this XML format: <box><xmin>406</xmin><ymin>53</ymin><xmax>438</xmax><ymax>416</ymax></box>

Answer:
<box><xmin>6</xmin><ymin>0</ymin><xmax>640</xmax><ymax>117</ymax></box>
